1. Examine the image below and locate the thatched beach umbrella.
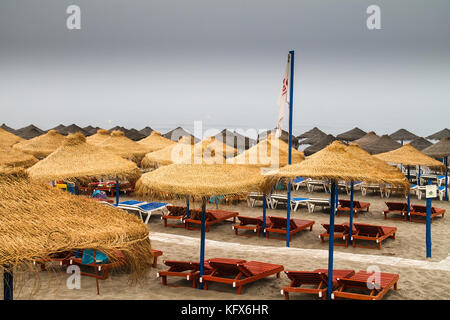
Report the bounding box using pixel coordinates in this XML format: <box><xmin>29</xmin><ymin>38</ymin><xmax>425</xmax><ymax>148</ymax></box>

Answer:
<box><xmin>299</xmin><ymin>131</ymin><xmax>328</xmax><ymax>145</ymax></box>
<box><xmin>0</xmin><ymin>167</ymin><xmax>153</xmax><ymax>300</ymax></box>
<box><xmin>137</xmin><ymin>131</ymin><xmax>176</xmax><ymax>153</ymax></box>
<box><xmin>195</xmin><ymin>136</ymin><xmax>238</xmax><ymax>159</ymax></box>
<box><xmin>0</xmin><ymin>146</ymin><xmax>39</xmax><ymax>169</ymax></box>
<box><xmin>49</xmin><ymin>124</ymin><xmax>66</xmax><ymax>134</ymax></box>
<box><xmin>135</xmin><ymin>163</ymin><xmax>265</xmax><ymax>289</ymax></box>
<box><xmin>426</xmin><ymin>128</ymin><xmax>450</xmax><ymax>141</ymax></box>
<box><xmin>139</xmin><ymin>126</ymin><xmax>153</xmax><ymax>137</ymax></box>
<box><xmin>389</xmin><ymin>129</ymin><xmax>418</xmax><ymax>145</ymax></box>
<box><xmin>303</xmin><ymin>134</ymin><xmax>336</xmax><ymax>156</ymax></box>
<box><xmin>163</xmin><ymin>127</ymin><xmax>199</xmax><ymax>143</ymax></box>
<box><xmin>14</xmin><ymin>124</ymin><xmax>45</xmax><ymax>140</ymax></box>
<box><xmin>422</xmin><ymin>137</ymin><xmax>450</xmax><ymax>202</ymax></box>
<box><xmin>86</xmin><ymin>129</ymin><xmax>111</xmax><ymax>146</ymax></box>
<box><xmin>215</xmin><ymin>129</ymin><xmax>255</xmax><ymax>151</ymax></box>
<box><xmin>12</xmin><ymin>130</ymin><xmax>65</xmax><ymax>159</ymax></box>
<box><xmin>265</xmin><ymin>141</ymin><xmax>408</xmax><ymax>299</ymax></box>
<box><xmin>82</xmin><ymin>125</ymin><xmax>99</xmax><ymax>136</ymax></box>
<box><xmin>353</xmin><ymin>131</ymin><xmax>379</xmax><ymax>147</ymax></box>
<box><xmin>258</xmin><ymin>129</ymin><xmax>300</xmax><ymax>149</ymax></box>
<box><xmin>99</xmin><ymin>130</ymin><xmax>152</xmax><ymax>165</ymax></box>
<box><xmin>336</xmin><ymin>127</ymin><xmax>366</xmax><ymax>142</ymax></box>
<box><xmin>362</xmin><ymin>134</ymin><xmax>402</xmax><ymax>155</ymax></box>
<box><xmin>410</xmin><ymin>137</ymin><xmax>433</xmax><ymax>151</ymax></box>
<box><xmin>0</xmin><ymin>124</ymin><xmax>16</xmax><ymax>134</ymax></box>
<box><xmin>0</xmin><ymin>128</ymin><xmax>24</xmax><ymax>148</ymax></box>
<box><xmin>297</xmin><ymin>127</ymin><xmax>325</xmax><ymax>139</ymax></box>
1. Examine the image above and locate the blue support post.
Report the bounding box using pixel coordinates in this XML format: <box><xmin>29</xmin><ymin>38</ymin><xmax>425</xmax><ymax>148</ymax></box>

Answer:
<box><xmin>262</xmin><ymin>194</ymin><xmax>267</xmax><ymax>237</ymax></box>
<box><xmin>3</xmin><ymin>267</ymin><xmax>13</xmax><ymax>300</ymax></box>
<box><xmin>286</xmin><ymin>181</ymin><xmax>292</xmax><ymax>247</ymax></box>
<box><xmin>418</xmin><ymin>165</ymin><xmax>421</xmax><ymax>185</ymax></box>
<box><xmin>407</xmin><ymin>166</ymin><xmax>411</xmax><ymax>215</ymax></box>
<box><xmin>286</xmin><ymin>50</ymin><xmax>294</xmax><ymax>248</ymax></box>
<box><xmin>327</xmin><ymin>181</ymin><xmax>336</xmax><ymax>300</ymax></box>
<box><xmin>445</xmin><ymin>157</ymin><xmax>448</xmax><ymax>201</ymax></box>
<box><xmin>335</xmin><ymin>183</ymin><xmax>339</xmax><ymax>209</ymax></box>
<box><xmin>348</xmin><ymin>181</ymin><xmax>354</xmax><ymax>245</ymax></box>
<box><xmin>426</xmin><ymin>180</ymin><xmax>432</xmax><ymax>258</ymax></box>
<box><xmin>199</xmin><ymin>198</ymin><xmax>207</xmax><ymax>289</ymax></box>
<box><xmin>186</xmin><ymin>195</ymin><xmax>190</xmax><ymax>219</ymax></box>
<box><xmin>115</xmin><ymin>177</ymin><xmax>119</xmax><ymax>205</ymax></box>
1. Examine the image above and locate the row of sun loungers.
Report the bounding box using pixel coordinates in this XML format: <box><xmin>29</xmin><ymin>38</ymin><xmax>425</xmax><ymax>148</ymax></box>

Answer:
<box><xmin>383</xmin><ymin>202</ymin><xmax>446</xmax><ymax>223</ymax></box>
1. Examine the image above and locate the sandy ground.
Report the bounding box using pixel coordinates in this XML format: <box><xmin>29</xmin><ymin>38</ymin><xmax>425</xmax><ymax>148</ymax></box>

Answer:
<box><xmin>10</xmin><ymin>186</ymin><xmax>450</xmax><ymax>300</ymax></box>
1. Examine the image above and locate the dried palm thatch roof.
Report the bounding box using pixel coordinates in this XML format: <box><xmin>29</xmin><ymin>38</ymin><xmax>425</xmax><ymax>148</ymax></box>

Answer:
<box><xmin>0</xmin><ymin>167</ymin><xmax>153</xmax><ymax>279</ymax></box>
<box><xmin>194</xmin><ymin>136</ymin><xmax>238</xmax><ymax>158</ymax></box>
<box><xmin>27</xmin><ymin>133</ymin><xmax>141</xmax><ymax>182</ymax></box>
<box><xmin>86</xmin><ymin>128</ymin><xmax>111</xmax><ymax>146</ymax></box>
<box><xmin>136</xmin><ymin>164</ymin><xmax>265</xmax><ymax>198</ymax></box>
<box><xmin>389</xmin><ymin>129</ymin><xmax>418</xmax><ymax>142</ymax></box>
<box><xmin>137</xmin><ymin>131</ymin><xmax>176</xmax><ymax>152</ymax></box>
<box><xmin>303</xmin><ymin>134</ymin><xmax>336</xmax><ymax>156</ymax></box>
<box><xmin>257</xmin><ymin>129</ymin><xmax>300</xmax><ymax>149</ymax></box>
<box><xmin>409</xmin><ymin>137</ymin><xmax>433</xmax><ymax>151</ymax></box>
<box><xmin>265</xmin><ymin>141</ymin><xmax>409</xmax><ymax>189</ymax></box>
<box><xmin>299</xmin><ymin>131</ymin><xmax>328</xmax><ymax>145</ymax></box>
<box><xmin>422</xmin><ymin>137</ymin><xmax>450</xmax><ymax>158</ymax></box>
<box><xmin>0</xmin><ymin>146</ymin><xmax>39</xmax><ymax>168</ymax></box>
<box><xmin>215</xmin><ymin>129</ymin><xmax>256</xmax><ymax>151</ymax></box>
<box><xmin>336</xmin><ymin>127</ymin><xmax>366</xmax><ymax>142</ymax></box>
<box><xmin>375</xmin><ymin>143</ymin><xmax>445</xmax><ymax>169</ymax></box>
<box><xmin>139</xmin><ymin>126</ymin><xmax>153</xmax><ymax>137</ymax></box>
<box><xmin>15</xmin><ymin>124</ymin><xmax>45</xmax><ymax>140</ymax></box>
<box><xmin>226</xmin><ymin>134</ymin><xmax>304</xmax><ymax>168</ymax></box>
<box><xmin>362</xmin><ymin>134</ymin><xmax>402</xmax><ymax>155</ymax></box>
<box><xmin>1</xmin><ymin>123</ymin><xmax>16</xmax><ymax>134</ymax></box>
<box><xmin>99</xmin><ymin>130</ymin><xmax>152</xmax><ymax>165</ymax></box>
<box><xmin>297</xmin><ymin>127</ymin><xmax>325</xmax><ymax>139</ymax></box>
<box><xmin>12</xmin><ymin>130</ymin><xmax>65</xmax><ymax>159</ymax></box>
<box><xmin>141</xmin><ymin>136</ymin><xmax>225</xmax><ymax>169</ymax></box>
<box><xmin>0</xmin><ymin>127</ymin><xmax>24</xmax><ymax>148</ymax></box>
<box><xmin>353</xmin><ymin>131</ymin><xmax>379</xmax><ymax>147</ymax></box>
<box><xmin>163</xmin><ymin>127</ymin><xmax>200</xmax><ymax>143</ymax></box>
<box><xmin>426</xmin><ymin>128</ymin><xmax>450</xmax><ymax>141</ymax></box>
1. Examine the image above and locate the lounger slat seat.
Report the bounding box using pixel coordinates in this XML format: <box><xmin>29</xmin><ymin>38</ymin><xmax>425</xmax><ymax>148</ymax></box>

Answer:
<box><xmin>184</xmin><ymin>209</ymin><xmax>239</xmax><ymax>232</ymax></box>
<box><xmin>336</xmin><ymin>199</ymin><xmax>370</xmax><ymax>218</ymax></box>
<box><xmin>157</xmin><ymin>260</ymin><xmax>213</xmax><ymax>288</ymax></box>
<box><xmin>383</xmin><ymin>202</ymin><xmax>408</xmax><ymax>221</ymax></box>
<box><xmin>351</xmin><ymin>223</ymin><xmax>397</xmax><ymax>249</ymax></box>
<box><xmin>265</xmin><ymin>216</ymin><xmax>314</xmax><ymax>240</ymax></box>
<box><xmin>161</xmin><ymin>205</ymin><xmax>187</xmax><ymax>228</ymax></box>
<box><xmin>233</xmin><ymin>216</ymin><xmax>269</xmax><ymax>237</ymax></box>
<box><xmin>319</xmin><ymin>223</ymin><xmax>355</xmax><ymax>247</ymax></box>
<box><xmin>409</xmin><ymin>205</ymin><xmax>445</xmax><ymax>223</ymax></box>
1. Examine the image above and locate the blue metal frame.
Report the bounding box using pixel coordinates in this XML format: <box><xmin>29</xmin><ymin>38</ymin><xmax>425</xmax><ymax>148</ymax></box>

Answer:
<box><xmin>407</xmin><ymin>166</ymin><xmax>411</xmax><ymax>215</ymax></box>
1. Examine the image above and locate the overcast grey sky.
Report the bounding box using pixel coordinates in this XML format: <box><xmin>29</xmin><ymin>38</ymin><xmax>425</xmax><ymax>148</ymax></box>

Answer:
<box><xmin>0</xmin><ymin>0</ymin><xmax>449</xmax><ymax>137</ymax></box>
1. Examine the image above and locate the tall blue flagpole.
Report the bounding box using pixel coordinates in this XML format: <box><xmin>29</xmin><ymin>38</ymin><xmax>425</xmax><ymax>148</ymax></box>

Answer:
<box><xmin>286</xmin><ymin>50</ymin><xmax>294</xmax><ymax>248</ymax></box>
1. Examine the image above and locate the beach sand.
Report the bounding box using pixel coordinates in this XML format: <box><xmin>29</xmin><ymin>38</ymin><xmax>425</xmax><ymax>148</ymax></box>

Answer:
<box><xmin>10</xmin><ymin>187</ymin><xmax>450</xmax><ymax>300</ymax></box>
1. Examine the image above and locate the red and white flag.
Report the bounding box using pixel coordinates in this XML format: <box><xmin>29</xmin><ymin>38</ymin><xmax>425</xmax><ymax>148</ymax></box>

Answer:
<box><xmin>276</xmin><ymin>54</ymin><xmax>290</xmax><ymax>138</ymax></box>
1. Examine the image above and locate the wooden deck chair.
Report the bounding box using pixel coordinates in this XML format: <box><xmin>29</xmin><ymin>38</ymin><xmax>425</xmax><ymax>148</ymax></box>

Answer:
<box><xmin>281</xmin><ymin>269</ymin><xmax>355</xmax><ymax>300</ymax></box>
<box><xmin>184</xmin><ymin>209</ymin><xmax>238</xmax><ymax>232</ymax></box>
<box><xmin>383</xmin><ymin>202</ymin><xmax>408</xmax><ymax>221</ymax></box>
<box><xmin>151</xmin><ymin>249</ymin><xmax>163</xmax><ymax>268</ymax></box>
<box><xmin>200</xmin><ymin>258</ymin><xmax>284</xmax><ymax>294</ymax></box>
<box><xmin>161</xmin><ymin>205</ymin><xmax>187</xmax><ymax>228</ymax></box>
<box><xmin>352</xmin><ymin>223</ymin><xmax>397</xmax><ymax>249</ymax></box>
<box><xmin>332</xmin><ymin>271</ymin><xmax>399</xmax><ymax>300</ymax></box>
<box><xmin>157</xmin><ymin>260</ymin><xmax>213</xmax><ymax>288</ymax></box>
<box><xmin>265</xmin><ymin>216</ymin><xmax>314</xmax><ymax>240</ymax></box>
<box><xmin>336</xmin><ymin>199</ymin><xmax>370</xmax><ymax>218</ymax></box>
<box><xmin>410</xmin><ymin>204</ymin><xmax>445</xmax><ymax>223</ymax></box>
<box><xmin>232</xmin><ymin>216</ymin><xmax>269</xmax><ymax>237</ymax></box>
<box><xmin>34</xmin><ymin>251</ymin><xmax>74</xmax><ymax>271</ymax></box>
<box><xmin>319</xmin><ymin>223</ymin><xmax>355</xmax><ymax>247</ymax></box>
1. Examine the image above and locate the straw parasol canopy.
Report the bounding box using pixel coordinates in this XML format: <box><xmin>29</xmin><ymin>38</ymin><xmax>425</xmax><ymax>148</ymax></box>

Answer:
<box><xmin>27</xmin><ymin>133</ymin><xmax>141</xmax><ymax>182</ymax></box>
<box><xmin>303</xmin><ymin>134</ymin><xmax>336</xmax><ymax>156</ymax></box>
<box><xmin>12</xmin><ymin>130</ymin><xmax>66</xmax><ymax>159</ymax></box>
<box><xmin>375</xmin><ymin>143</ymin><xmax>446</xmax><ymax>169</ymax></box>
<box><xmin>389</xmin><ymin>129</ymin><xmax>418</xmax><ymax>142</ymax></box>
<box><xmin>139</xmin><ymin>126</ymin><xmax>153</xmax><ymax>137</ymax></box>
<box><xmin>0</xmin><ymin>146</ymin><xmax>39</xmax><ymax>168</ymax></box>
<box><xmin>409</xmin><ymin>137</ymin><xmax>433</xmax><ymax>151</ymax></box>
<box><xmin>336</xmin><ymin>127</ymin><xmax>366</xmax><ymax>142</ymax></box>
<box><xmin>0</xmin><ymin>127</ymin><xmax>24</xmax><ymax>148</ymax></box>
<box><xmin>86</xmin><ymin>128</ymin><xmax>111</xmax><ymax>146</ymax></box>
<box><xmin>1</xmin><ymin>123</ymin><xmax>16</xmax><ymax>134</ymax></box>
<box><xmin>194</xmin><ymin>136</ymin><xmax>238</xmax><ymax>158</ymax></box>
<box><xmin>137</xmin><ymin>131</ymin><xmax>176</xmax><ymax>152</ymax></box>
<box><xmin>136</xmin><ymin>164</ymin><xmax>266</xmax><ymax>198</ymax></box>
<box><xmin>353</xmin><ymin>131</ymin><xmax>379</xmax><ymax>147</ymax></box>
<box><xmin>163</xmin><ymin>127</ymin><xmax>200</xmax><ymax>143</ymax></box>
<box><xmin>14</xmin><ymin>124</ymin><xmax>45</xmax><ymax>139</ymax></box>
<box><xmin>226</xmin><ymin>134</ymin><xmax>304</xmax><ymax>168</ymax></box>
<box><xmin>265</xmin><ymin>141</ymin><xmax>409</xmax><ymax>189</ymax></box>
<box><xmin>0</xmin><ymin>167</ymin><xmax>153</xmax><ymax>279</ymax></box>
<box><xmin>99</xmin><ymin>130</ymin><xmax>152</xmax><ymax>165</ymax></box>
<box><xmin>215</xmin><ymin>129</ymin><xmax>256</xmax><ymax>151</ymax></box>
<box><xmin>299</xmin><ymin>131</ymin><xmax>328</xmax><ymax>145</ymax></box>
<box><xmin>297</xmin><ymin>127</ymin><xmax>325</xmax><ymax>139</ymax></box>
<box><xmin>422</xmin><ymin>137</ymin><xmax>450</xmax><ymax>158</ymax></box>
<box><xmin>426</xmin><ymin>128</ymin><xmax>450</xmax><ymax>141</ymax></box>
<box><xmin>361</xmin><ymin>134</ymin><xmax>402</xmax><ymax>155</ymax></box>
<box><xmin>257</xmin><ymin>129</ymin><xmax>300</xmax><ymax>149</ymax></box>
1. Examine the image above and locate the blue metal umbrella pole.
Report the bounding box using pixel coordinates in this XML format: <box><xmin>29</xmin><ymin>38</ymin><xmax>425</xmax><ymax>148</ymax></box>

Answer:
<box><xmin>199</xmin><ymin>197</ymin><xmax>207</xmax><ymax>289</ymax></box>
<box><xmin>186</xmin><ymin>195</ymin><xmax>190</xmax><ymax>219</ymax></box>
<box><xmin>285</xmin><ymin>50</ymin><xmax>294</xmax><ymax>248</ymax></box>
<box><xmin>445</xmin><ymin>156</ymin><xmax>448</xmax><ymax>201</ymax></box>
<box><xmin>262</xmin><ymin>194</ymin><xmax>267</xmax><ymax>237</ymax></box>
<box><xmin>335</xmin><ymin>183</ymin><xmax>339</xmax><ymax>209</ymax></box>
<box><xmin>348</xmin><ymin>181</ymin><xmax>354</xmax><ymax>245</ymax></box>
<box><xmin>115</xmin><ymin>177</ymin><xmax>120</xmax><ymax>205</ymax></box>
<box><xmin>426</xmin><ymin>180</ymin><xmax>432</xmax><ymax>258</ymax></box>
<box><xmin>3</xmin><ymin>266</ymin><xmax>13</xmax><ymax>300</ymax></box>
<box><xmin>286</xmin><ymin>181</ymin><xmax>292</xmax><ymax>247</ymax></box>
<box><xmin>327</xmin><ymin>181</ymin><xmax>337</xmax><ymax>300</ymax></box>
<box><xmin>407</xmin><ymin>166</ymin><xmax>411</xmax><ymax>215</ymax></box>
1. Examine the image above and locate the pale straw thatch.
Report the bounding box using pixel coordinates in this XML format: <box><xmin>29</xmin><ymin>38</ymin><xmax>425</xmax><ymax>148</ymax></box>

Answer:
<box><xmin>135</xmin><ymin>164</ymin><xmax>265</xmax><ymax>198</ymax></box>
<box><xmin>12</xmin><ymin>130</ymin><xmax>65</xmax><ymax>159</ymax></box>
<box><xmin>99</xmin><ymin>130</ymin><xmax>152</xmax><ymax>165</ymax></box>
<box><xmin>375</xmin><ymin>143</ymin><xmax>446</xmax><ymax>169</ymax></box>
<box><xmin>27</xmin><ymin>133</ymin><xmax>141</xmax><ymax>182</ymax></box>
<box><xmin>137</xmin><ymin>131</ymin><xmax>176</xmax><ymax>152</ymax></box>
<box><xmin>353</xmin><ymin>131</ymin><xmax>379</xmax><ymax>147</ymax></box>
<box><xmin>0</xmin><ymin>167</ymin><xmax>153</xmax><ymax>280</ymax></box>
<box><xmin>422</xmin><ymin>137</ymin><xmax>450</xmax><ymax>158</ymax></box>
<box><xmin>227</xmin><ymin>134</ymin><xmax>304</xmax><ymax>168</ymax></box>
<box><xmin>86</xmin><ymin>128</ymin><xmax>111</xmax><ymax>146</ymax></box>
<box><xmin>0</xmin><ymin>127</ymin><xmax>24</xmax><ymax>148</ymax></box>
<box><xmin>0</xmin><ymin>146</ymin><xmax>39</xmax><ymax>168</ymax></box>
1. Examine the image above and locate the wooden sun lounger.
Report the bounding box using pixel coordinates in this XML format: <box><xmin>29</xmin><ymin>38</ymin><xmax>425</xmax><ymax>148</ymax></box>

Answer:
<box><xmin>200</xmin><ymin>258</ymin><xmax>284</xmax><ymax>294</ymax></box>
<box><xmin>409</xmin><ymin>204</ymin><xmax>445</xmax><ymax>223</ymax></box>
<box><xmin>184</xmin><ymin>209</ymin><xmax>239</xmax><ymax>232</ymax></box>
<box><xmin>351</xmin><ymin>223</ymin><xmax>397</xmax><ymax>249</ymax></box>
<box><xmin>161</xmin><ymin>205</ymin><xmax>187</xmax><ymax>228</ymax></box>
<box><xmin>157</xmin><ymin>260</ymin><xmax>213</xmax><ymax>288</ymax></box>
<box><xmin>383</xmin><ymin>202</ymin><xmax>408</xmax><ymax>221</ymax></box>
<box><xmin>265</xmin><ymin>216</ymin><xmax>314</xmax><ymax>240</ymax></box>
<box><xmin>281</xmin><ymin>269</ymin><xmax>355</xmax><ymax>300</ymax></box>
<box><xmin>332</xmin><ymin>271</ymin><xmax>399</xmax><ymax>300</ymax></box>
<box><xmin>34</xmin><ymin>251</ymin><xmax>74</xmax><ymax>271</ymax></box>
<box><xmin>319</xmin><ymin>223</ymin><xmax>355</xmax><ymax>248</ymax></box>
<box><xmin>152</xmin><ymin>249</ymin><xmax>163</xmax><ymax>268</ymax></box>
<box><xmin>336</xmin><ymin>199</ymin><xmax>370</xmax><ymax>218</ymax></box>
<box><xmin>232</xmin><ymin>216</ymin><xmax>270</xmax><ymax>237</ymax></box>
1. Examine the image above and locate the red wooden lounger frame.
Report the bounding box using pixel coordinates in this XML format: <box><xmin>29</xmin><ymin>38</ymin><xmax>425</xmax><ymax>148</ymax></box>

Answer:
<box><xmin>409</xmin><ymin>205</ymin><xmax>445</xmax><ymax>223</ymax></box>
<box><xmin>319</xmin><ymin>223</ymin><xmax>354</xmax><ymax>248</ymax></box>
<box><xmin>200</xmin><ymin>258</ymin><xmax>284</xmax><ymax>294</ymax></box>
<box><xmin>232</xmin><ymin>216</ymin><xmax>269</xmax><ymax>237</ymax></box>
<box><xmin>336</xmin><ymin>200</ymin><xmax>370</xmax><ymax>218</ymax></box>
<box><xmin>157</xmin><ymin>260</ymin><xmax>213</xmax><ymax>288</ymax></box>
<box><xmin>152</xmin><ymin>249</ymin><xmax>163</xmax><ymax>268</ymax></box>
<box><xmin>332</xmin><ymin>271</ymin><xmax>399</xmax><ymax>300</ymax></box>
<box><xmin>184</xmin><ymin>209</ymin><xmax>238</xmax><ymax>232</ymax></box>
<box><xmin>383</xmin><ymin>202</ymin><xmax>408</xmax><ymax>221</ymax></box>
<box><xmin>34</xmin><ymin>251</ymin><xmax>74</xmax><ymax>271</ymax></box>
<box><xmin>351</xmin><ymin>223</ymin><xmax>397</xmax><ymax>249</ymax></box>
<box><xmin>281</xmin><ymin>269</ymin><xmax>355</xmax><ymax>300</ymax></box>
<box><xmin>265</xmin><ymin>216</ymin><xmax>314</xmax><ymax>240</ymax></box>
<box><xmin>161</xmin><ymin>205</ymin><xmax>187</xmax><ymax>228</ymax></box>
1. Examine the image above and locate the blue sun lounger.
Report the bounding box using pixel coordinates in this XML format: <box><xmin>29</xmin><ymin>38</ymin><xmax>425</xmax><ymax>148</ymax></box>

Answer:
<box><xmin>114</xmin><ymin>200</ymin><xmax>170</xmax><ymax>224</ymax></box>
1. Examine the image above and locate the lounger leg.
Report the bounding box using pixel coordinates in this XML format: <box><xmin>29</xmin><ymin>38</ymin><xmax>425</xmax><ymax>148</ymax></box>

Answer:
<box><xmin>237</xmin><ymin>286</ymin><xmax>242</xmax><ymax>295</ymax></box>
<box><xmin>276</xmin><ymin>272</ymin><xmax>280</xmax><ymax>278</ymax></box>
<box><xmin>161</xmin><ymin>275</ymin><xmax>167</xmax><ymax>286</ymax></box>
<box><xmin>152</xmin><ymin>256</ymin><xmax>158</xmax><ymax>268</ymax></box>
<box><xmin>284</xmin><ymin>291</ymin><xmax>290</xmax><ymax>300</ymax></box>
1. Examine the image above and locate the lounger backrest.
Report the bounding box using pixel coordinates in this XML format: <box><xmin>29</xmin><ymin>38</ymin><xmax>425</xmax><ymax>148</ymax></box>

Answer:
<box><xmin>285</xmin><ymin>271</ymin><xmax>323</xmax><ymax>286</ymax></box>
<box><xmin>338</xmin><ymin>200</ymin><xmax>351</xmax><ymax>208</ymax></box>
<box><xmin>322</xmin><ymin>223</ymin><xmax>346</xmax><ymax>233</ymax></box>
<box><xmin>208</xmin><ymin>261</ymin><xmax>243</xmax><ymax>276</ymax></box>
<box><xmin>268</xmin><ymin>216</ymin><xmax>288</xmax><ymax>229</ymax></box>
<box><xmin>238</xmin><ymin>216</ymin><xmax>258</xmax><ymax>226</ymax></box>
<box><xmin>337</xmin><ymin>278</ymin><xmax>370</xmax><ymax>290</ymax></box>
<box><xmin>411</xmin><ymin>205</ymin><xmax>427</xmax><ymax>213</ymax></box>
<box><xmin>386</xmin><ymin>202</ymin><xmax>407</xmax><ymax>211</ymax></box>
<box><xmin>167</xmin><ymin>206</ymin><xmax>187</xmax><ymax>216</ymax></box>
<box><xmin>208</xmin><ymin>210</ymin><xmax>237</xmax><ymax>221</ymax></box>
<box><xmin>164</xmin><ymin>260</ymin><xmax>194</xmax><ymax>272</ymax></box>
<box><xmin>354</xmin><ymin>224</ymin><xmax>380</xmax><ymax>236</ymax></box>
